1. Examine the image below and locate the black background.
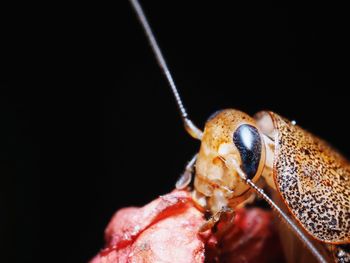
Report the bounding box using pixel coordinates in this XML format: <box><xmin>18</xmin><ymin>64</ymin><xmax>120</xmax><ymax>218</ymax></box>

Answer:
<box><xmin>1</xmin><ymin>2</ymin><xmax>348</xmax><ymax>263</ymax></box>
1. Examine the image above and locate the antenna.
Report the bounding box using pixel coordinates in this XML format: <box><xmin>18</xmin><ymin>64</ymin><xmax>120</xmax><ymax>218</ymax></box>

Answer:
<box><xmin>129</xmin><ymin>0</ymin><xmax>203</xmax><ymax>140</ymax></box>
<box><xmin>228</xmin><ymin>157</ymin><xmax>328</xmax><ymax>263</ymax></box>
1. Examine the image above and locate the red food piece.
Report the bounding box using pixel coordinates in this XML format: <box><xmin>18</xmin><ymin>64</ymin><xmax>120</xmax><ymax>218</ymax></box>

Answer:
<box><xmin>91</xmin><ymin>190</ymin><xmax>285</xmax><ymax>263</ymax></box>
<box><xmin>91</xmin><ymin>190</ymin><xmax>209</xmax><ymax>263</ymax></box>
<box><xmin>209</xmin><ymin>207</ymin><xmax>285</xmax><ymax>263</ymax></box>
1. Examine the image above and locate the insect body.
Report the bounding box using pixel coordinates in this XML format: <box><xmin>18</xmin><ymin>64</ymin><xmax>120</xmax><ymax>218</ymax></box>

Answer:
<box><xmin>193</xmin><ymin>109</ymin><xmax>350</xmax><ymax>262</ymax></box>
<box><xmin>129</xmin><ymin>1</ymin><xmax>350</xmax><ymax>262</ymax></box>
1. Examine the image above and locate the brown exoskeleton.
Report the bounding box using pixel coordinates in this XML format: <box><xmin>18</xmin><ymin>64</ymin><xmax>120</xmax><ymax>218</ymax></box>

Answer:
<box><xmin>191</xmin><ymin>109</ymin><xmax>350</xmax><ymax>263</ymax></box>
<box><xmin>129</xmin><ymin>1</ymin><xmax>350</xmax><ymax>262</ymax></box>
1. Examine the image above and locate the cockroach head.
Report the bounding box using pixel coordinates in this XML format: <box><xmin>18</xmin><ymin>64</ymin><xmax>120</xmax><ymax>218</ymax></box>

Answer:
<box><xmin>192</xmin><ymin>109</ymin><xmax>266</xmax><ymax>214</ymax></box>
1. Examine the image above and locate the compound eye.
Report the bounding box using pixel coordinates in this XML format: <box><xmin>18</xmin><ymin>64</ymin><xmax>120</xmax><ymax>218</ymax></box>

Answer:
<box><xmin>233</xmin><ymin>124</ymin><xmax>262</xmax><ymax>180</ymax></box>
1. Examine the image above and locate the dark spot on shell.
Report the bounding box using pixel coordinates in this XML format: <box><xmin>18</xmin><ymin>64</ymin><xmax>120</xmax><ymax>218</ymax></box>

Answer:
<box><xmin>330</xmin><ymin>218</ymin><xmax>337</xmax><ymax>226</ymax></box>
<box><xmin>304</xmin><ymin>149</ymin><xmax>311</xmax><ymax>155</ymax></box>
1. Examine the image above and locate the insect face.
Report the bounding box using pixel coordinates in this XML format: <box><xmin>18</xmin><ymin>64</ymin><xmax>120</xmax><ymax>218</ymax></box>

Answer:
<box><xmin>193</xmin><ymin>109</ymin><xmax>266</xmax><ymax>214</ymax></box>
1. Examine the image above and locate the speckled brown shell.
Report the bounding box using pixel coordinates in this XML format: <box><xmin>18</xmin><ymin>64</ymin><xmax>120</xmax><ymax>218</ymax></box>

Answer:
<box><xmin>265</xmin><ymin>111</ymin><xmax>350</xmax><ymax>244</ymax></box>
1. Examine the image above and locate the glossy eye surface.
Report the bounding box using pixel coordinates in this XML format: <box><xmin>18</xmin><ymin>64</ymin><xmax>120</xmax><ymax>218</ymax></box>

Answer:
<box><xmin>233</xmin><ymin>124</ymin><xmax>262</xmax><ymax>180</ymax></box>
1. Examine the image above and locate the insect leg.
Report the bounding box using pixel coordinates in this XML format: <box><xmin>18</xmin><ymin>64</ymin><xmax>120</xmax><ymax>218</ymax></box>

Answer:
<box><xmin>199</xmin><ymin>206</ymin><xmax>234</xmax><ymax>233</ymax></box>
<box><xmin>176</xmin><ymin>154</ymin><xmax>197</xmax><ymax>190</ymax></box>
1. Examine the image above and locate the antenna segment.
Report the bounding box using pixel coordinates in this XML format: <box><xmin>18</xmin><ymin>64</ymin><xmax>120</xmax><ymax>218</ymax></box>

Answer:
<box><xmin>129</xmin><ymin>0</ymin><xmax>203</xmax><ymax>140</ymax></box>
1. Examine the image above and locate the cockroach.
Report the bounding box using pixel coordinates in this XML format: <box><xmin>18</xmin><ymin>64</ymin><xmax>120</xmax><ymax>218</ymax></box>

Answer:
<box><xmin>129</xmin><ymin>1</ymin><xmax>350</xmax><ymax>262</ymax></box>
